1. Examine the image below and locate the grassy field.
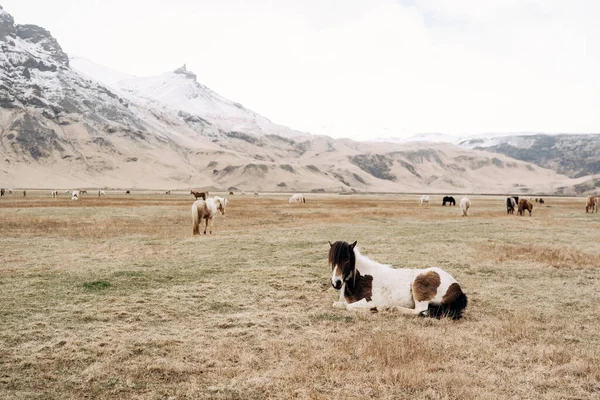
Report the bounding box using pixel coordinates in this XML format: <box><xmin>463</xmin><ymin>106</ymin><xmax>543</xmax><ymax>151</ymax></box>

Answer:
<box><xmin>1</xmin><ymin>191</ymin><xmax>599</xmax><ymax>399</ymax></box>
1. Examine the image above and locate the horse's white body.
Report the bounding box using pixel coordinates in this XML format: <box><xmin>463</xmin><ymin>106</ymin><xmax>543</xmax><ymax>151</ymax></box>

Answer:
<box><xmin>331</xmin><ymin>247</ymin><xmax>461</xmax><ymax>316</ymax></box>
<box><xmin>52</xmin><ymin>190</ymin><xmax>58</xmax><ymax>198</ymax></box>
<box><xmin>419</xmin><ymin>195</ymin><xmax>430</xmax><ymax>206</ymax></box>
<box><xmin>289</xmin><ymin>193</ymin><xmax>305</xmax><ymax>204</ymax></box>
<box><xmin>460</xmin><ymin>197</ymin><xmax>470</xmax><ymax>216</ymax></box>
<box><xmin>99</xmin><ymin>190</ymin><xmax>106</xmax><ymax>197</ymax></box>
<box><xmin>71</xmin><ymin>190</ymin><xmax>80</xmax><ymax>200</ymax></box>
<box><xmin>192</xmin><ymin>196</ymin><xmax>228</xmax><ymax>235</ymax></box>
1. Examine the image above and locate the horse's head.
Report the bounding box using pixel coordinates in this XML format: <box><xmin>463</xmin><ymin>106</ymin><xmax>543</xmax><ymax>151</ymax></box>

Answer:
<box><xmin>214</xmin><ymin>197</ymin><xmax>228</xmax><ymax>215</ymax></box>
<box><xmin>328</xmin><ymin>240</ymin><xmax>357</xmax><ymax>290</ymax></box>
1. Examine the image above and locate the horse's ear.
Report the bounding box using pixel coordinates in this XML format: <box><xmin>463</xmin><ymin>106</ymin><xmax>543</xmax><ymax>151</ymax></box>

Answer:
<box><xmin>328</xmin><ymin>241</ymin><xmax>332</xmax><ymax>247</ymax></box>
<box><xmin>350</xmin><ymin>241</ymin><xmax>357</xmax><ymax>249</ymax></box>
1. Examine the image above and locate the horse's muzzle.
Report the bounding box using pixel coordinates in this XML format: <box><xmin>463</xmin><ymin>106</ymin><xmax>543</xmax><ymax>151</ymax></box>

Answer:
<box><xmin>331</xmin><ymin>280</ymin><xmax>342</xmax><ymax>290</ymax></box>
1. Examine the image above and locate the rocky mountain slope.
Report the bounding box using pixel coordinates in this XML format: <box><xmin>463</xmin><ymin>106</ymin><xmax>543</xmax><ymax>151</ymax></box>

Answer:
<box><xmin>458</xmin><ymin>134</ymin><xmax>600</xmax><ymax>194</ymax></box>
<box><xmin>0</xmin><ymin>6</ymin><xmax>593</xmax><ymax>194</ymax></box>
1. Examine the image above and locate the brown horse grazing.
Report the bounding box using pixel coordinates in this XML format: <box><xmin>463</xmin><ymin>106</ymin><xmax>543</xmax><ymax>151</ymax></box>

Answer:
<box><xmin>518</xmin><ymin>198</ymin><xmax>533</xmax><ymax>216</ymax></box>
<box><xmin>0</xmin><ymin>188</ymin><xmax>4</xmax><ymax>196</ymax></box>
<box><xmin>23</xmin><ymin>190</ymin><xmax>26</xmax><ymax>197</ymax></box>
<box><xmin>165</xmin><ymin>190</ymin><xmax>171</xmax><ymax>195</ymax></box>
<box><xmin>229</xmin><ymin>191</ymin><xmax>234</xmax><ymax>195</ymax></box>
<box><xmin>191</xmin><ymin>190</ymin><xmax>208</xmax><ymax>200</ymax></box>
<box><xmin>126</xmin><ymin>190</ymin><xmax>131</xmax><ymax>194</ymax></box>
<box><xmin>586</xmin><ymin>196</ymin><xmax>598</xmax><ymax>213</ymax></box>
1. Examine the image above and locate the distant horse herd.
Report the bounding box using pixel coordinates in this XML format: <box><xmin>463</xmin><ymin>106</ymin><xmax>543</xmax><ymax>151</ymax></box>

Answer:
<box><xmin>2</xmin><ymin>187</ymin><xmax>600</xmax><ymax>321</ymax></box>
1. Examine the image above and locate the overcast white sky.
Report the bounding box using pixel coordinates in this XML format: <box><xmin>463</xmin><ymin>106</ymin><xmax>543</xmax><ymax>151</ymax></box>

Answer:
<box><xmin>3</xmin><ymin>0</ymin><xmax>599</xmax><ymax>139</ymax></box>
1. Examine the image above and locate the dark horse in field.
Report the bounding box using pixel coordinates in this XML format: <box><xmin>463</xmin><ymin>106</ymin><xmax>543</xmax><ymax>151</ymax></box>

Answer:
<box><xmin>506</xmin><ymin>197</ymin><xmax>516</xmax><ymax>214</ymax></box>
<box><xmin>442</xmin><ymin>196</ymin><xmax>456</xmax><ymax>206</ymax></box>
<box><xmin>191</xmin><ymin>190</ymin><xmax>208</xmax><ymax>200</ymax></box>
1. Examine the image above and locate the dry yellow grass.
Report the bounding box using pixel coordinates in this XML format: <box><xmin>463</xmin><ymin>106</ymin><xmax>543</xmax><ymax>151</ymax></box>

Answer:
<box><xmin>1</xmin><ymin>192</ymin><xmax>599</xmax><ymax>399</ymax></box>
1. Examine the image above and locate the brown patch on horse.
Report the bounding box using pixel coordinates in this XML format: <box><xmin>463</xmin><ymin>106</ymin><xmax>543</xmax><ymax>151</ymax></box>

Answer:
<box><xmin>413</xmin><ymin>271</ymin><xmax>441</xmax><ymax>302</ymax></box>
<box><xmin>344</xmin><ymin>271</ymin><xmax>373</xmax><ymax>304</ymax></box>
<box><xmin>441</xmin><ymin>282</ymin><xmax>463</xmax><ymax>304</ymax></box>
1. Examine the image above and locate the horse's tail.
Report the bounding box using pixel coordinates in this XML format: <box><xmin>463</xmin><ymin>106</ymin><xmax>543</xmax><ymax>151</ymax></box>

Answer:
<box><xmin>427</xmin><ymin>286</ymin><xmax>468</xmax><ymax>320</ymax></box>
<box><xmin>192</xmin><ymin>202</ymin><xmax>200</xmax><ymax>235</ymax></box>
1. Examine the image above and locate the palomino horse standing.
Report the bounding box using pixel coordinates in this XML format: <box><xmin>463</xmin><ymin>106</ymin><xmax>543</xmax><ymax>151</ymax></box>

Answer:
<box><xmin>191</xmin><ymin>190</ymin><xmax>207</xmax><ymax>200</ymax></box>
<box><xmin>192</xmin><ymin>196</ymin><xmax>228</xmax><ymax>235</ymax></box>
<box><xmin>460</xmin><ymin>197</ymin><xmax>470</xmax><ymax>216</ymax></box>
<box><xmin>289</xmin><ymin>193</ymin><xmax>306</xmax><ymax>204</ymax></box>
<box><xmin>518</xmin><ymin>198</ymin><xmax>533</xmax><ymax>216</ymax></box>
<box><xmin>419</xmin><ymin>195</ymin><xmax>430</xmax><ymax>206</ymax></box>
<box><xmin>328</xmin><ymin>241</ymin><xmax>467</xmax><ymax>319</ymax></box>
<box><xmin>586</xmin><ymin>196</ymin><xmax>598</xmax><ymax>213</ymax></box>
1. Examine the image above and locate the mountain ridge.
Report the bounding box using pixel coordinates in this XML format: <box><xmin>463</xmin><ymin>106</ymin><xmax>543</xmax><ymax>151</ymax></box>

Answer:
<box><xmin>0</xmin><ymin>6</ymin><xmax>597</xmax><ymax>195</ymax></box>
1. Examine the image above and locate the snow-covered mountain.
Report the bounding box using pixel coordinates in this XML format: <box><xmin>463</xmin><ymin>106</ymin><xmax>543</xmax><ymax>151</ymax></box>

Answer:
<box><xmin>70</xmin><ymin>58</ymin><xmax>303</xmax><ymax>139</ymax></box>
<box><xmin>1</xmin><ymin>5</ymin><xmax>596</xmax><ymax>194</ymax></box>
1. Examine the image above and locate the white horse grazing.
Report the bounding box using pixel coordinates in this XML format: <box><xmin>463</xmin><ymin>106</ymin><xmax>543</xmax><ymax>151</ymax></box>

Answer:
<box><xmin>98</xmin><ymin>190</ymin><xmax>106</xmax><ymax>197</ymax></box>
<box><xmin>192</xmin><ymin>196</ymin><xmax>228</xmax><ymax>235</ymax></box>
<box><xmin>52</xmin><ymin>190</ymin><xmax>58</xmax><ymax>198</ymax></box>
<box><xmin>419</xmin><ymin>195</ymin><xmax>430</xmax><ymax>206</ymax></box>
<box><xmin>71</xmin><ymin>190</ymin><xmax>80</xmax><ymax>200</ymax></box>
<box><xmin>289</xmin><ymin>193</ymin><xmax>306</xmax><ymax>204</ymax></box>
<box><xmin>329</xmin><ymin>241</ymin><xmax>467</xmax><ymax>319</ymax></box>
<box><xmin>460</xmin><ymin>197</ymin><xmax>471</xmax><ymax>217</ymax></box>
<box><xmin>65</xmin><ymin>190</ymin><xmax>70</xmax><ymax>195</ymax></box>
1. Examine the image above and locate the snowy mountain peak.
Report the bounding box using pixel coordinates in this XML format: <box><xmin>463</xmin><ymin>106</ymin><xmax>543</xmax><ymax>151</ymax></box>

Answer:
<box><xmin>0</xmin><ymin>5</ymin><xmax>16</xmax><ymax>39</ymax></box>
<box><xmin>173</xmin><ymin>64</ymin><xmax>196</xmax><ymax>80</ymax></box>
<box><xmin>15</xmin><ymin>24</ymin><xmax>69</xmax><ymax>66</ymax></box>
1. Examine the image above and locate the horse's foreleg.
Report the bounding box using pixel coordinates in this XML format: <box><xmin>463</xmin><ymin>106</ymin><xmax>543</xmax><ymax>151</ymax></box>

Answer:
<box><xmin>203</xmin><ymin>218</ymin><xmax>208</xmax><ymax>234</ymax></box>
<box><xmin>332</xmin><ymin>286</ymin><xmax>347</xmax><ymax>308</ymax></box>
<box><xmin>391</xmin><ymin>301</ymin><xmax>429</xmax><ymax>316</ymax></box>
<box><xmin>345</xmin><ymin>298</ymin><xmax>377</xmax><ymax>312</ymax></box>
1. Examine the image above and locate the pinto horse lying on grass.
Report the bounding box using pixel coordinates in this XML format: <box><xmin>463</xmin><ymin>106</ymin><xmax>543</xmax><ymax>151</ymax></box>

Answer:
<box><xmin>328</xmin><ymin>241</ymin><xmax>467</xmax><ymax>320</ymax></box>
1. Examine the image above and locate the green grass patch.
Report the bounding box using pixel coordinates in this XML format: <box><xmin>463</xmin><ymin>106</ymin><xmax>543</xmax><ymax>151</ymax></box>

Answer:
<box><xmin>83</xmin><ymin>280</ymin><xmax>112</xmax><ymax>291</ymax></box>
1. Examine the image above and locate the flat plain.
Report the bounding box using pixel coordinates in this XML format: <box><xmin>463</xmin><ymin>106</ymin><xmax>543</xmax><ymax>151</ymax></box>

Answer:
<box><xmin>1</xmin><ymin>191</ymin><xmax>599</xmax><ymax>399</ymax></box>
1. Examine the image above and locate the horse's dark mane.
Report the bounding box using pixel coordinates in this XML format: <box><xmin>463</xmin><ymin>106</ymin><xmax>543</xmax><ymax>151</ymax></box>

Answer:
<box><xmin>328</xmin><ymin>241</ymin><xmax>356</xmax><ymax>281</ymax></box>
